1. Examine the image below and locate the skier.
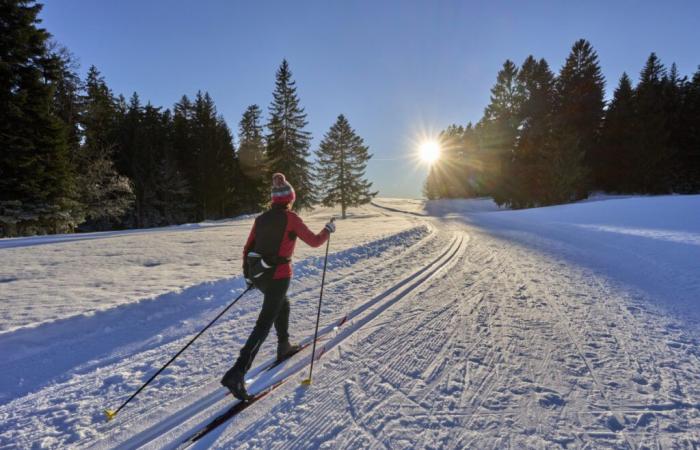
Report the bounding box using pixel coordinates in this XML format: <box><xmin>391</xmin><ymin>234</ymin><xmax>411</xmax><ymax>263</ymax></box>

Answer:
<box><xmin>221</xmin><ymin>173</ymin><xmax>336</xmax><ymax>400</ymax></box>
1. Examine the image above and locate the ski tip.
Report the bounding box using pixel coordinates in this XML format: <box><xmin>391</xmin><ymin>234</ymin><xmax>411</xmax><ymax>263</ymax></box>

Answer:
<box><xmin>104</xmin><ymin>409</ymin><xmax>117</xmax><ymax>422</ymax></box>
<box><xmin>300</xmin><ymin>379</ymin><xmax>312</xmax><ymax>386</ymax></box>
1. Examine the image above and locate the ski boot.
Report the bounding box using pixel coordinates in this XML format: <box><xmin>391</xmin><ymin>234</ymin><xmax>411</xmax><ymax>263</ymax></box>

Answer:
<box><xmin>221</xmin><ymin>367</ymin><xmax>251</xmax><ymax>401</ymax></box>
<box><xmin>277</xmin><ymin>340</ymin><xmax>302</xmax><ymax>363</ymax></box>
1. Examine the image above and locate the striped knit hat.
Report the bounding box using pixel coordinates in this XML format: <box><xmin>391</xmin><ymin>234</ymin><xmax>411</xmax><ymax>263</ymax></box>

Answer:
<box><xmin>271</xmin><ymin>173</ymin><xmax>296</xmax><ymax>205</ymax></box>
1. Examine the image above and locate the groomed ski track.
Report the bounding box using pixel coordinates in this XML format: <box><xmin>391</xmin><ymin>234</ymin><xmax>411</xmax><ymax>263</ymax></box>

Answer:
<box><xmin>96</xmin><ymin>228</ymin><xmax>467</xmax><ymax>449</ymax></box>
<box><xmin>17</xmin><ymin>201</ymin><xmax>697</xmax><ymax>449</ymax></box>
<box><xmin>189</xmin><ymin>206</ymin><xmax>699</xmax><ymax>449</ymax></box>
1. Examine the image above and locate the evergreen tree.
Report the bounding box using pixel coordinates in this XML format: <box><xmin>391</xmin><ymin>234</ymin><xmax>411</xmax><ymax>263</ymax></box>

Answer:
<box><xmin>512</xmin><ymin>56</ymin><xmax>556</xmax><ymax>207</ymax></box>
<box><xmin>266</xmin><ymin>60</ymin><xmax>315</xmax><ymax>210</ymax></box>
<box><xmin>632</xmin><ymin>53</ymin><xmax>672</xmax><ymax>193</ymax></box>
<box><xmin>549</xmin><ymin>39</ymin><xmax>605</xmax><ymax>202</ymax></box>
<box><xmin>663</xmin><ymin>63</ymin><xmax>687</xmax><ymax>192</ymax></box>
<box><xmin>599</xmin><ymin>73</ymin><xmax>637</xmax><ymax>192</ymax></box>
<box><xmin>0</xmin><ymin>0</ymin><xmax>79</xmax><ymax>236</ymax></box>
<box><xmin>50</xmin><ymin>43</ymin><xmax>83</xmax><ymax>165</ymax></box>
<box><xmin>79</xmin><ymin>67</ymin><xmax>133</xmax><ymax>228</ymax></box>
<box><xmin>676</xmin><ymin>67</ymin><xmax>700</xmax><ymax>192</ymax></box>
<box><xmin>172</xmin><ymin>95</ymin><xmax>195</xmax><ymax>191</ymax></box>
<box><xmin>237</xmin><ymin>104</ymin><xmax>268</xmax><ymax>212</ymax></box>
<box><xmin>460</xmin><ymin>123</ymin><xmax>486</xmax><ymax>197</ymax></box>
<box><xmin>190</xmin><ymin>92</ymin><xmax>237</xmax><ymax>219</ymax></box>
<box><xmin>315</xmin><ymin>115</ymin><xmax>377</xmax><ymax>218</ymax></box>
<box><xmin>479</xmin><ymin>59</ymin><xmax>523</xmax><ymax>206</ymax></box>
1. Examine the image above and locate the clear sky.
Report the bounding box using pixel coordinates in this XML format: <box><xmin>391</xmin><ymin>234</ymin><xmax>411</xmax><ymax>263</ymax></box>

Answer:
<box><xmin>40</xmin><ymin>0</ymin><xmax>700</xmax><ymax>198</ymax></box>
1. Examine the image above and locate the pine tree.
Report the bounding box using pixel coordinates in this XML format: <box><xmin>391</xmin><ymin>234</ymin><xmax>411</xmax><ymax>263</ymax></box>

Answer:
<box><xmin>237</xmin><ymin>104</ymin><xmax>268</xmax><ymax>212</ymax></box>
<box><xmin>315</xmin><ymin>115</ymin><xmax>377</xmax><ymax>218</ymax></box>
<box><xmin>663</xmin><ymin>63</ymin><xmax>687</xmax><ymax>192</ymax></box>
<box><xmin>79</xmin><ymin>67</ymin><xmax>133</xmax><ymax>229</ymax></box>
<box><xmin>549</xmin><ymin>39</ymin><xmax>605</xmax><ymax>202</ymax></box>
<box><xmin>171</xmin><ymin>94</ymin><xmax>197</xmax><ymax>220</ymax></box>
<box><xmin>266</xmin><ymin>60</ymin><xmax>315</xmax><ymax>210</ymax></box>
<box><xmin>512</xmin><ymin>56</ymin><xmax>556</xmax><ymax>207</ymax></box>
<box><xmin>479</xmin><ymin>60</ymin><xmax>523</xmax><ymax>206</ymax></box>
<box><xmin>460</xmin><ymin>123</ymin><xmax>485</xmax><ymax>197</ymax></box>
<box><xmin>599</xmin><ymin>73</ymin><xmax>636</xmax><ymax>192</ymax></box>
<box><xmin>0</xmin><ymin>0</ymin><xmax>79</xmax><ymax>236</ymax></box>
<box><xmin>50</xmin><ymin>43</ymin><xmax>83</xmax><ymax>165</ymax></box>
<box><xmin>633</xmin><ymin>53</ymin><xmax>672</xmax><ymax>193</ymax></box>
<box><xmin>676</xmin><ymin>67</ymin><xmax>700</xmax><ymax>192</ymax></box>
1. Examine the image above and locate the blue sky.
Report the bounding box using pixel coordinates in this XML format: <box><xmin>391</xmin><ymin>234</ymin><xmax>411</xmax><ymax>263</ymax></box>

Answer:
<box><xmin>40</xmin><ymin>0</ymin><xmax>700</xmax><ymax>198</ymax></box>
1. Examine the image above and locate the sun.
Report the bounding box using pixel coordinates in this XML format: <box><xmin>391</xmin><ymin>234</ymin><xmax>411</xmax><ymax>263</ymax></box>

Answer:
<box><xmin>418</xmin><ymin>140</ymin><xmax>441</xmax><ymax>164</ymax></box>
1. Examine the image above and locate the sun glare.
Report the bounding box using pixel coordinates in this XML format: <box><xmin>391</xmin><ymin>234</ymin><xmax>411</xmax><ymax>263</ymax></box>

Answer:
<box><xmin>419</xmin><ymin>140</ymin><xmax>441</xmax><ymax>164</ymax></box>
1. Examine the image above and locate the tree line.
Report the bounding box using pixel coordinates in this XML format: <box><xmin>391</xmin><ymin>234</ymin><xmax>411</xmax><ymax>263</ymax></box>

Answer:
<box><xmin>425</xmin><ymin>39</ymin><xmax>700</xmax><ymax>208</ymax></box>
<box><xmin>1</xmin><ymin>1</ymin><xmax>376</xmax><ymax>237</ymax></box>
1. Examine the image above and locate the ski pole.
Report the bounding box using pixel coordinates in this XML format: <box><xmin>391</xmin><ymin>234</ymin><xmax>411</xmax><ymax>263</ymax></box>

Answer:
<box><xmin>302</xmin><ymin>218</ymin><xmax>334</xmax><ymax>386</ymax></box>
<box><xmin>104</xmin><ymin>285</ymin><xmax>253</xmax><ymax>421</ymax></box>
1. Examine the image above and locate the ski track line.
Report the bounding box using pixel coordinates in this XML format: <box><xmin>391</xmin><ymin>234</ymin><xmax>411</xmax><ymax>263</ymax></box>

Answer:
<box><xmin>106</xmin><ymin>233</ymin><xmax>464</xmax><ymax>449</ymax></box>
<box><xmin>244</xmin><ymin>231</ymin><xmax>478</xmax><ymax>449</ymax></box>
<box><xmin>184</xmin><ymin>234</ymin><xmax>467</xmax><ymax>450</ymax></box>
<box><xmin>85</xmin><ymin>225</ymin><xmax>438</xmax><ymax>439</ymax></box>
<box><xmin>269</xmin><ymin>234</ymin><xmax>502</xmax><ymax>449</ymax></box>
<box><xmin>248</xmin><ymin>234</ymin><xmax>468</xmax><ymax>450</ymax></box>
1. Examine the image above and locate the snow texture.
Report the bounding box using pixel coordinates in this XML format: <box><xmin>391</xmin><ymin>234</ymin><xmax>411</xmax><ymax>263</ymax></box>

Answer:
<box><xmin>2</xmin><ymin>196</ymin><xmax>700</xmax><ymax>449</ymax></box>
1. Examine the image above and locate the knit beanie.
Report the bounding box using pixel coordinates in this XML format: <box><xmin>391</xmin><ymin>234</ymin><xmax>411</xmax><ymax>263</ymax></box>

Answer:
<box><xmin>271</xmin><ymin>173</ymin><xmax>296</xmax><ymax>205</ymax></box>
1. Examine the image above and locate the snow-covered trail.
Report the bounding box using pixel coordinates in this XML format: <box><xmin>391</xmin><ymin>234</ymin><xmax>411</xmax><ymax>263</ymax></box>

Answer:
<box><xmin>2</xmin><ymin>199</ymin><xmax>700</xmax><ymax>449</ymax></box>
<box><xmin>202</xmin><ymin>211</ymin><xmax>700</xmax><ymax>449</ymax></box>
<box><xmin>0</xmin><ymin>205</ymin><xmax>447</xmax><ymax>448</ymax></box>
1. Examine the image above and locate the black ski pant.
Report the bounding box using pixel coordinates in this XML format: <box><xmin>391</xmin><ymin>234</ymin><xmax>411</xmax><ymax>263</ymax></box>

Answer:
<box><xmin>232</xmin><ymin>277</ymin><xmax>291</xmax><ymax>375</ymax></box>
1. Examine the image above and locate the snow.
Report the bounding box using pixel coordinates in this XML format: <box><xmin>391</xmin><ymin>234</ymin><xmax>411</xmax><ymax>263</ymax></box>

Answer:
<box><xmin>0</xmin><ymin>206</ymin><xmax>416</xmax><ymax>334</ymax></box>
<box><xmin>2</xmin><ymin>196</ymin><xmax>700</xmax><ymax>448</ymax></box>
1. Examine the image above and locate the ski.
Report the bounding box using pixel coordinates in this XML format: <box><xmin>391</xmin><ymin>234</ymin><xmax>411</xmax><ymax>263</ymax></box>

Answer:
<box><xmin>176</xmin><ymin>314</ymin><xmax>349</xmax><ymax>448</ymax></box>
<box><xmin>181</xmin><ymin>379</ymin><xmax>287</xmax><ymax>446</ymax></box>
<box><xmin>262</xmin><ymin>341</ymin><xmax>311</xmax><ymax>372</ymax></box>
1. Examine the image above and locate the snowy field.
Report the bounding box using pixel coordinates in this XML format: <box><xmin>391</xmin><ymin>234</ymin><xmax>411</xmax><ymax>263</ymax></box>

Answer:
<box><xmin>2</xmin><ymin>196</ymin><xmax>700</xmax><ymax>448</ymax></box>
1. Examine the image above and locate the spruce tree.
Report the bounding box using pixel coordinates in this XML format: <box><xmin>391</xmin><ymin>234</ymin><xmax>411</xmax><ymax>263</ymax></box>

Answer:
<box><xmin>549</xmin><ymin>39</ymin><xmax>605</xmax><ymax>202</ymax></box>
<box><xmin>0</xmin><ymin>0</ymin><xmax>79</xmax><ymax>236</ymax></box>
<box><xmin>663</xmin><ymin>63</ymin><xmax>687</xmax><ymax>192</ymax></box>
<box><xmin>190</xmin><ymin>92</ymin><xmax>237</xmax><ymax>219</ymax></box>
<box><xmin>599</xmin><ymin>73</ymin><xmax>637</xmax><ymax>192</ymax></box>
<box><xmin>79</xmin><ymin>67</ymin><xmax>133</xmax><ymax>228</ymax></box>
<box><xmin>633</xmin><ymin>53</ymin><xmax>672</xmax><ymax>193</ymax></box>
<box><xmin>677</xmin><ymin>67</ymin><xmax>700</xmax><ymax>192</ymax></box>
<box><xmin>237</xmin><ymin>104</ymin><xmax>268</xmax><ymax>212</ymax></box>
<box><xmin>479</xmin><ymin>60</ymin><xmax>523</xmax><ymax>206</ymax></box>
<box><xmin>315</xmin><ymin>115</ymin><xmax>377</xmax><ymax>218</ymax></box>
<box><xmin>513</xmin><ymin>56</ymin><xmax>556</xmax><ymax>207</ymax></box>
<box><xmin>266</xmin><ymin>60</ymin><xmax>315</xmax><ymax>210</ymax></box>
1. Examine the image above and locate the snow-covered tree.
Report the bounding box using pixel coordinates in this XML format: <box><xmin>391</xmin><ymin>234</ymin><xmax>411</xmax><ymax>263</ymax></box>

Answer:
<box><xmin>315</xmin><ymin>115</ymin><xmax>377</xmax><ymax>219</ymax></box>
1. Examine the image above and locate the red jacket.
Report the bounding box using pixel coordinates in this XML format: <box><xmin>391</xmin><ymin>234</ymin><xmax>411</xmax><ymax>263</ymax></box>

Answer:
<box><xmin>243</xmin><ymin>207</ymin><xmax>329</xmax><ymax>279</ymax></box>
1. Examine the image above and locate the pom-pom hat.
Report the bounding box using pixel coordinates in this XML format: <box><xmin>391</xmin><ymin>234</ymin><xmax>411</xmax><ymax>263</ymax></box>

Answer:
<box><xmin>271</xmin><ymin>173</ymin><xmax>296</xmax><ymax>205</ymax></box>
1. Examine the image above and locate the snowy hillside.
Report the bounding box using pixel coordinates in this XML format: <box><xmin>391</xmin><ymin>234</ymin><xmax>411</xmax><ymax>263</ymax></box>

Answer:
<box><xmin>2</xmin><ymin>197</ymin><xmax>700</xmax><ymax>448</ymax></box>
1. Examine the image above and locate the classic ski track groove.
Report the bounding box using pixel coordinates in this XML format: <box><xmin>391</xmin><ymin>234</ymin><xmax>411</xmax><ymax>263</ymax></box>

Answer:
<box><xmin>89</xmin><ymin>223</ymin><xmax>441</xmax><ymax>440</ymax></box>
<box><xmin>111</xmin><ymin>231</ymin><xmax>464</xmax><ymax>449</ymax></box>
<box><xmin>178</xmin><ymin>234</ymin><xmax>466</xmax><ymax>449</ymax></box>
<box><xmin>247</xmin><ymin>233</ymin><xmax>468</xmax><ymax>450</ymax></box>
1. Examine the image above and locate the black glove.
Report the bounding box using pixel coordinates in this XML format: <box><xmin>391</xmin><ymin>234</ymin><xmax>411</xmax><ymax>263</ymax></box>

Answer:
<box><xmin>243</xmin><ymin>260</ymin><xmax>252</xmax><ymax>288</ymax></box>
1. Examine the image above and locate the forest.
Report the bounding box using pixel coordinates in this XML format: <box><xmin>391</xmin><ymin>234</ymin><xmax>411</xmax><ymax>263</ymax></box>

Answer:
<box><xmin>425</xmin><ymin>40</ymin><xmax>700</xmax><ymax>208</ymax></box>
<box><xmin>0</xmin><ymin>1</ymin><xmax>376</xmax><ymax>237</ymax></box>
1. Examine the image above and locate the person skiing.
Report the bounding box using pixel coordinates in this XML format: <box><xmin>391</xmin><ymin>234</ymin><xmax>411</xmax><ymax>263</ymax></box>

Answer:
<box><xmin>221</xmin><ymin>172</ymin><xmax>336</xmax><ymax>401</ymax></box>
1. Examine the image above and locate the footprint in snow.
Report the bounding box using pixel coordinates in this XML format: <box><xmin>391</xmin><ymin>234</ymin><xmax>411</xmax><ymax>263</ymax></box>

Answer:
<box><xmin>101</xmin><ymin>374</ymin><xmax>125</xmax><ymax>386</ymax></box>
<box><xmin>538</xmin><ymin>392</ymin><xmax>565</xmax><ymax>409</ymax></box>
